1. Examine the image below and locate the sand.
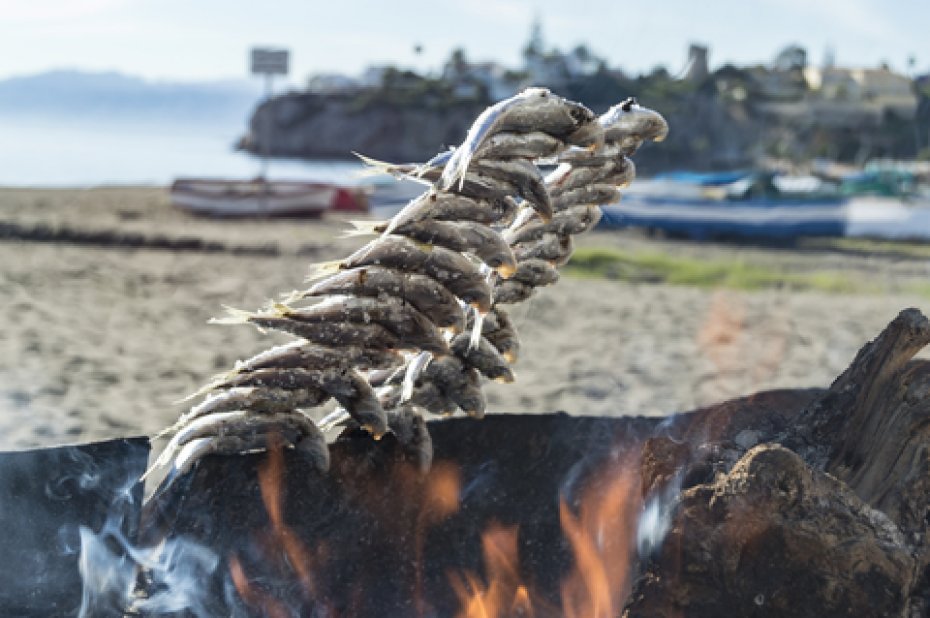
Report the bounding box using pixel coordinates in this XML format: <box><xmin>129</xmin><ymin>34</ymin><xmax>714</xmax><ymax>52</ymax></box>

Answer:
<box><xmin>1</xmin><ymin>186</ymin><xmax>927</xmax><ymax>450</ymax></box>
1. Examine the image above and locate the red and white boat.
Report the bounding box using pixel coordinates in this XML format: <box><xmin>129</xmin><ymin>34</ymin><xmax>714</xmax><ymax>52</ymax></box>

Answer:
<box><xmin>170</xmin><ymin>178</ymin><xmax>367</xmax><ymax>217</ymax></box>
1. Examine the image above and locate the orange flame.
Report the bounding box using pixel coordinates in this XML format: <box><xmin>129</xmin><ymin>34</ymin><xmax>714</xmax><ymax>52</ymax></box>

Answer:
<box><xmin>450</xmin><ymin>523</ymin><xmax>537</xmax><ymax>618</ymax></box>
<box><xmin>230</xmin><ymin>435</ymin><xmax>331</xmax><ymax>614</ymax></box>
<box><xmin>229</xmin><ymin>554</ymin><xmax>292</xmax><ymax>618</ymax></box>
<box><xmin>560</xmin><ymin>464</ymin><xmax>640</xmax><ymax>618</ymax></box>
<box><xmin>453</xmin><ymin>459</ymin><xmax>641</xmax><ymax>618</ymax></box>
<box><xmin>256</xmin><ymin>435</ymin><xmax>323</xmax><ymax>597</ymax></box>
<box><xmin>416</xmin><ymin>462</ymin><xmax>462</xmax><ymax>617</ymax></box>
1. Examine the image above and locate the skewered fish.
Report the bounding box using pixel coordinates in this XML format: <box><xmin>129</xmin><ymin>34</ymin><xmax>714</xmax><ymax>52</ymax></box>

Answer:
<box><xmin>152</xmin><ymin>87</ymin><xmax>667</xmax><ymax>486</ymax></box>
<box><xmin>291</xmin><ymin>266</ymin><xmax>465</xmax><ymax>331</ymax></box>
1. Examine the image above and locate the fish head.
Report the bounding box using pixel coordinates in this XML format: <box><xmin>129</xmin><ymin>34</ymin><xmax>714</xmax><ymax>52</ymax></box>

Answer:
<box><xmin>492</xmin><ymin>368</ymin><xmax>516</xmax><ymax>384</ymax></box>
<box><xmin>635</xmin><ymin>107</ymin><xmax>669</xmax><ymax>142</ymax></box>
<box><xmin>564</xmin><ymin>118</ymin><xmax>605</xmax><ymax>150</ymax></box>
<box><xmin>494</xmin><ymin>259</ymin><xmax>518</xmax><ymax>280</ymax></box>
<box><xmin>607</xmin><ymin>157</ymin><xmax>636</xmax><ymax>188</ymax></box>
<box><xmin>600</xmin><ymin>100</ymin><xmax>669</xmax><ymax>144</ymax></box>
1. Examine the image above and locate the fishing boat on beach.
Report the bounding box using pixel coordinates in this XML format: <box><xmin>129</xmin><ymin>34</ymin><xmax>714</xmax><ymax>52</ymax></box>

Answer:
<box><xmin>170</xmin><ymin>178</ymin><xmax>367</xmax><ymax>217</ymax></box>
<box><xmin>599</xmin><ymin>170</ymin><xmax>930</xmax><ymax>241</ymax></box>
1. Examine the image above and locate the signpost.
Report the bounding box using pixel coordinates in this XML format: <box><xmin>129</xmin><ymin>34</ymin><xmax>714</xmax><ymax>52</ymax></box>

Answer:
<box><xmin>250</xmin><ymin>48</ymin><xmax>290</xmax><ymax>183</ymax></box>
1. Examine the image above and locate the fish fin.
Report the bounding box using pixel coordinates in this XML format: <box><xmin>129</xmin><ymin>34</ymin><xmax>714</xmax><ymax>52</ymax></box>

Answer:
<box><xmin>353</xmin><ymin>152</ymin><xmax>419</xmax><ymax>178</ymax></box>
<box><xmin>178</xmin><ymin>368</ymin><xmax>235</xmax><ymax>402</ymax></box>
<box><xmin>153</xmin><ymin>422</ymin><xmax>180</xmax><ymax>441</ymax></box>
<box><xmin>280</xmin><ymin>289</ymin><xmax>307</xmax><ymax>305</ymax></box>
<box><xmin>339</xmin><ymin>220</ymin><xmax>385</xmax><ymax>238</ymax></box>
<box><xmin>438</xmin><ymin>147</ymin><xmax>467</xmax><ymax>191</ymax></box>
<box><xmin>403</xmin><ymin>238</ymin><xmax>434</xmax><ymax>253</ymax></box>
<box><xmin>353</xmin><ymin>152</ymin><xmax>400</xmax><ymax>176</ymax></box>
<box><xmin>270</xmin><ymin>302</ymin><xmax>294</xmax><ymax>317</ymax></box>
<box><xmin>305</xmin><ymin>259</ymin><xmax>343</xmax><ymax>281</ymax></box>
<box><xmin>209</xmin><ymin>305</ymin><xmax>254</xmax><ymax>325</ymax></box>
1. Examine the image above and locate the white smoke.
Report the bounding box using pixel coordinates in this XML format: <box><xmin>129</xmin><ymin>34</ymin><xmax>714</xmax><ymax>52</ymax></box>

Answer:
<box><xmin>75</xmin><ymin>474</ymin><xmax>221</xmax><ymax>617</ymax></box>
<box><xmin>78</xmin><ymin>511</ymin><xmax>221</xmax><ymax>617</ymax></box>
<box><xmin>636</xmin><ymin>471</ymin><xmax>682</xmax><ymax>558</ymax></box>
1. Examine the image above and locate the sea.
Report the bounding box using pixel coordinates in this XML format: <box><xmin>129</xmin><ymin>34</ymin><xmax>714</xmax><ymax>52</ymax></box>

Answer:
<box><xmin>0</xmin><ymin>115</ymin><xmax>366</xmax><ymax>187</ymax></box>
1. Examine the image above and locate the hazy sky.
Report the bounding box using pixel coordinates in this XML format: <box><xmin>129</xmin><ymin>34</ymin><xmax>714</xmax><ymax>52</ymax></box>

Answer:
<box><xmin>1</xmin><ymin>0</ymin><xmax>927</xmax><ymax>84</ymax></box>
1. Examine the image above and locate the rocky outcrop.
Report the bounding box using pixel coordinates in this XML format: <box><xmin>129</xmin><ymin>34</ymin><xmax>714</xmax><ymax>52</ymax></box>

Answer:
<box><xmin>243</xmin><ymin>90</ymin><xmax>761</xmax><ymax>172</ymax></box>
<box><xmin>244</xmin><ymin>92</ymin><xmax>487</xmax><ymax>162</ymax></box>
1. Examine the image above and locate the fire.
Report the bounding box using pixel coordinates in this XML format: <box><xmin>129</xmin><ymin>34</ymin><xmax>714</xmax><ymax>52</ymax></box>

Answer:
<box><xmin>229</xmin><ymin>435</ymin><xmax>332</xmax><ymax>615</ymax></box>
<box><xmin>559</xmin><ymin>465</ymin><xmax>640</xmax><ymax>618</ymax></box>
<box><xmin>452</xmin><ymin>459</ymin><xmax>642</xmax><ymax>618</ymax></box>
<box><xmin>230</xmin><ymin>436</ymin><xmax>464</xmax><ymax>617</ymax></box>
<box><xmin>450</xmin><ymin>523</ymin><xmax>538</xmax><ymax>618</ymax></box>
<box><xmin>416</xmin><ymin>462</ymin><xmax>463</xmax><ymax>617</ymax></box>
<box><xmin>227</xmin><ymin>433</ymin><xmax>643</xmax><ymax>617</ymax></box>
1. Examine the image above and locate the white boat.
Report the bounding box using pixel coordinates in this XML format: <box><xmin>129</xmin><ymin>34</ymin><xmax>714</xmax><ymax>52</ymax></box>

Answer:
<box><xmin>170</xmin><ymin>178</ymin><xmax>366</xmax><ymax>217</ymax></box>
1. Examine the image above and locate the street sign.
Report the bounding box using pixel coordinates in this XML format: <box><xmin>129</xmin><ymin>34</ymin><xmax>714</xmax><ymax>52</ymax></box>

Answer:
<box><xmin>251</xmin><ymin>48</ymin><xmax>289</xmax><ymax>75</ymax></box>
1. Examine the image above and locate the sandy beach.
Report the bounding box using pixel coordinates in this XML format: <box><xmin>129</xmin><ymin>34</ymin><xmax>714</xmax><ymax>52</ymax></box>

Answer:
<box><xmin>1</xmin><ymin>186</ymin><xmax>928</xmax><ymax>451</ymax></box>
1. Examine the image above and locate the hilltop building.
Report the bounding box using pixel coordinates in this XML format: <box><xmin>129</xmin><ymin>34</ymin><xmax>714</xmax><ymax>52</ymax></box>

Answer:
<box><xmin>803</xmin><ymin>66</ymin><xmax>917</xmax><ymax>120</ymax></box>
<box><xmin>686</xmin><ymin>44</ymin><xmax>709</xmax><ymax>81</ymax></box>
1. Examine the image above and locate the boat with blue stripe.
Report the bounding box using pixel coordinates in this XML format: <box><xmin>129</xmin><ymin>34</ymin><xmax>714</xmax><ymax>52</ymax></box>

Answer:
<box><xmin>598</xmin><ymin>170</ymin><xmax>930</xmax><ymax>241</ymax></box>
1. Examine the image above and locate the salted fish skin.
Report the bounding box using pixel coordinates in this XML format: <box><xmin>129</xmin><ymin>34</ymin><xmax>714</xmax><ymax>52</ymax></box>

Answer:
<box><xmin>338</xmin><ymin>235</ymin><xmax>492</xmax><ymax>311</ymax></box>
<box><xmin>450</xmin><ymin>333</ymin><xmax>515</xmax><ymax>383</ymax></box>
<box><xmin>552</xmin><ymin>184</ymin><xmax>621</xmax><ymax>211</ymax></box>
<box><xmin>513</xmin><ymin>233</ymin><xmax>574</xmax><ymax>264</ymax></box>
<box><xmin>277</xmin><ymin>296</ymin><xmax>449</xmax><ymax>355</ymax></box>
<box><xmin>440</xmin><ymin>88</ymin><xmax>597</xmax><ymax>191</ymax></box>
<box><xmin>390</xmin><ymin>219</ymin><xmax>517</xmax><ymax>277</ymax></box>
<box><xmin>505</xmin><ymin>205</ymin><xmax>602</xmax><ymax>245</ymax></box>
<box><xmin>493</xmin><ymin>279</ymin><xmax>536</xmax><ymax>305</ymax></box>
<box><xmin>302</xmin><ymin>266</ymin><xmax>464</xmax><ymax>331</ymax></box>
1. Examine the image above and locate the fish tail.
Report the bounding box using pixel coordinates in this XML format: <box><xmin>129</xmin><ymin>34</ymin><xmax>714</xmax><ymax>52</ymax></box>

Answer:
<box><xmin>353</xmin><ymin>152</ymin><xmax>405</xmax><ymax>177</ymax></box>
<box><xmin>153</xmin><ymin>420</ymin><xmax>182</xmax><ymax>441</ymax></box>
<box><xmin>339</xmin><ymin>220</ymin><xmax>385</xmax><ymax>238</ymax></box>
<box><xmin>270</xmin><ymin>301</ymin><xmax>295</xmax><ymax>317</ymax></box>
<box><xmin>281</xmin><ymin>288</ymin><xmax>307</xmax><ymax>304</ymax></box>
<box><xmin>178</xmin><ymin>368</ymin><xmax>233</xmax><ymax>402</ymax></box>
<box><xmin>305</xmin><ymin>259</ymin><xmax>343</xmax><ymax>281</ymax></box>
<box><xmin>209</xmin><ymin>305</ymin><xmax>255</xmax><ymax>325</ymax></box>
<box><xmin>439</xmin><ymin>151</ymin><xmax>471</xmax><ymax>192</ymax></box>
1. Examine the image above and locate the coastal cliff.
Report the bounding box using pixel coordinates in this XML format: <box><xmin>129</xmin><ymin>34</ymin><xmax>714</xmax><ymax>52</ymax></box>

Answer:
<box><xmin>244</xmin><ymin>91</ymin><xmax>488</xmax><ymax>163</ymax></box>
<box><xmin>242</xmin><ymin>70</ymin><xmax>926</xmax><ymax>171</ymax></box>
<box><xmin>243</xmin><ymin>90</ymin><xmax>760</xmax><ymax>173</ymax></box>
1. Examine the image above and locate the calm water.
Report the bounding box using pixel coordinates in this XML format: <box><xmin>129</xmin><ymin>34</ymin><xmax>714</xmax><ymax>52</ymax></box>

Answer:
<box><xmin>0</xmin><ymin>116</ymin><xmax>366</xmax><ymax>187</ymax></box>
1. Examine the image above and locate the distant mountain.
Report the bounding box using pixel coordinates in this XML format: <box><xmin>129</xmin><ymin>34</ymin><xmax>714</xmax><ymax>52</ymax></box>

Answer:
<box><xmin>0</xmin><ymin>70</ymin><xmax>264</xmax><ymax>126</ymax></box>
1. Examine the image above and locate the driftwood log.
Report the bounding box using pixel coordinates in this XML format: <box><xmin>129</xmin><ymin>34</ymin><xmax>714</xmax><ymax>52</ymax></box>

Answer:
<box><xmin>132</xmin><ymin>308</ymin><xmax>930</xmax><ymax>617</ymax></box>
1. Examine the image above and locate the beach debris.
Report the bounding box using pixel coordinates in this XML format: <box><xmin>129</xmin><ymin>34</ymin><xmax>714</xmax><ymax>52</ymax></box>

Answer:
<box><xmin>150</xmin><ymin>87</ymin><xmax>667</xmax><ymax>483</ymax></box>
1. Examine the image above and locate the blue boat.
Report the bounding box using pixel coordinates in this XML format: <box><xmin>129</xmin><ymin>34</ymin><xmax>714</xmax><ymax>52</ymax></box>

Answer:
<box><xmin>598</xmin><ymin>171</ymin><xmax>930</xmax><ymax>241</ymax></box>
